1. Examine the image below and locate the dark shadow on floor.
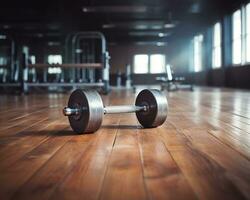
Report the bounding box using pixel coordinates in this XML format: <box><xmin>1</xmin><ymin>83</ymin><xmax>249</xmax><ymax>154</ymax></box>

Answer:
<box><xmin>102</xmin><ymin>124</ymin><xmax>142</xmax><ymax>130</ymax></box>
<box><xmin>15</xmin><ymin>125</ymin><xmax>149</xmax><ymax>137</ymax></box>
<box><xmin>16</xmin><ymin>129</ymin><xmax>75</xmax><ymax>137</ymax></box>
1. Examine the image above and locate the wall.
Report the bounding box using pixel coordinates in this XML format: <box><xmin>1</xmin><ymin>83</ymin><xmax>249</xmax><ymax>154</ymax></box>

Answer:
<box><xmin>108</xmin><ymin>44</ymin><xmax>168</xmax><ymax>85</ymax></box>
<box><xmin>108</xmin><ymin>44</ymin><xmax>168</xmax><ymax>73</ymax></box>
<box><xmin>191</xmin><ymin>65</ymin><xmax>250</xmax><ymax>89</ymax></box>
<box><xmin>167</xmin><ymin>37</ymin><xmax>192</xmax><ymax>74</ymax></box>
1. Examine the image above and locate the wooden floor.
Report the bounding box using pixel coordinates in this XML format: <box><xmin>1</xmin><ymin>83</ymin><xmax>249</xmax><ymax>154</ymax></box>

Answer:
<box><xmin>0</xmin><ymin>87</ymin><xmax>250</xmax><ymax>200</ymax></box>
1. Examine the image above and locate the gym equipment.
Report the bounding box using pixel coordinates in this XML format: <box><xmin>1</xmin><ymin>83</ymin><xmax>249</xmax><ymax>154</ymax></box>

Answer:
<box><xmin>156</xmin><ymin>64</ymin><xmax>193</xmax><ymax>91</ymax></box>
<box><xmin>125</xmin><ymin>64</ymin><xmax>132</xmax><ymax>88</ymax></box>
<box><xmin>22</xmin><ymin>32</ymin><xmax>110</xmax><ymax>94</ymax></box>
<box><xmin>116</xmin><ymin>70</ymin><xmax>122</xmax><ymax>87</ymax></box>
<box><xmin>63</xmin><ymin>89</ymin><xmax>168</xmax><ymax>134</ymax></box>
<box><xmin>70</xmin><ymin>32</ymin><xmax>110</xmax><ymax>92</ymax></box>
<box><xmin>0</xmin><ymin>35</ymin><xmax>21</xmax><ymax>91</ymax></box>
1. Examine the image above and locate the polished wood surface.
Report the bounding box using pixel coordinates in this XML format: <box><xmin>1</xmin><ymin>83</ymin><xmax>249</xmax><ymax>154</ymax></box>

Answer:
<box><xmin>0</xmin><ymin>87</ymin><xmax>249</xmax><ymax>200</ymax></box>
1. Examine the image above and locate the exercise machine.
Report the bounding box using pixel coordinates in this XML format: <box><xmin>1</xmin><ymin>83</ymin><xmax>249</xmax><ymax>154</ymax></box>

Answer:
<box><xmin>22</xmin><ymin>32</ymin><xmax>110</xmax><ymax>94</ymax></box>
<box><xmin>156</xmin><ymin>64</ymin><xmax>193</xmax><ymax>91</ymax></box>
<box><xmin>0</xmin><ymin>35</ymin><xmax>20</xmax><ymax>91</ymax></box>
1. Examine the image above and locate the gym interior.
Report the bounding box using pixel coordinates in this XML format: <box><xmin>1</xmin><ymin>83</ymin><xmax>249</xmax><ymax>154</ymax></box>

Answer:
<box><xmin>0</xmin><ymin>0</ymin><xmax>250</xmax><ymax>199</ymax></box>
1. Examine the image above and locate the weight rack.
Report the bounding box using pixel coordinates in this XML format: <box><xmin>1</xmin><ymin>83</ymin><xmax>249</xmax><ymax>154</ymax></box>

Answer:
<box><xmin>22</xmin><ymin>32</ymin><xmax>110</xmax><ymax>94</ymax></box>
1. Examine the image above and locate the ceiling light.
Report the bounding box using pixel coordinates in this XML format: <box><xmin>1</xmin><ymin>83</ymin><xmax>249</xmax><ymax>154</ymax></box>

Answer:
<box><xmin>135</xmin><ymin>42</ymin><xmax>148</xmax><ymax>45</ymax></box>
<box><xmin>75</xmin><ymin>49</ymin><xmax>83</xmax><ymax>53</ymax></box>
<box><xmin>151</xmin><ymin>25</ymin><xmax>162</xmax><ymax>30</ymax></box>
<box><xmin>48</xmin><ymin>42</ymin><xmax>61</xmax><ymax>46</ymax></box>
<box><xmin>37</xmin><ymin>33</ymin><xmax>43</xmax><ymax>38</ymax></box>
<box><xmin>158</xmin><ymin>33</ymin><xmax>169</xmax><ymax>37</ymax></box>
<box><xmin>156</xmin><ymin>42</ymin><xmax>166</xmax><ymax>46</ymax></box>
<box><xmin>158</xmin><ymin>33</ymin><xmax>164</xmax><ymax>37</ymax></box>
<box><xmin>189</xmin><ymin>3</ymin><xmax>201</xmax><ymax>13</ymax></box>
<box><xmin>82</xmin><ymin>7</ymin><xmax>89</xmax><ymax>12</ymax></box>
<box><xmin>135</xmin><ymin>41</ymin><xmax>167</xmax><ymax>46</ymax></box>
<box><xmin>3</xmin><ymin>25</ymin><xmax>10</xmax><ymax>29</ymax></box>
<box><xmin>135</xmin><ymin>25</ymin><xmax>148</xmax><ymax>30</ymax></box>
<box><xmin>164</xmin><ymin>24</ymin><xmax>175</xmax><ymax>28</ymax></box>
<box><xmin>102</xmin><ymin>24</ymin><xmax>116</xmax><ymax>29</ymax></box>
<box><xmin>0</xmin><ymin>35</ymin><xmax>7</xmax><ymax>39</ymax></box>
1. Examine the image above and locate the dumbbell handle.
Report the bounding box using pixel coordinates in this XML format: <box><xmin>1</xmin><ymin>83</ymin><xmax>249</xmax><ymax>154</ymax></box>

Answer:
<box><xmin>63</xmin><ymin>107</ymin><xmax>81</xmax><ymax>116</ymax></box>
<box><xmin>104</xmin><ymin>105</ymin><xmax>147</xmax><ymax>114</ymax></box>
<box><xmin>63</xmin><ymin>105</ymin><xmax>147</xmax><ymax>116</ymax></box>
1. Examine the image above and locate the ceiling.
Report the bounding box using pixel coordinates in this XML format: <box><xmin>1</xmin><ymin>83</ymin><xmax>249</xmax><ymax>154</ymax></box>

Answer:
<box><xmin>0</xmin><ymin>0</ymin><xmax>248</xmax><ymax>44</ymax></box>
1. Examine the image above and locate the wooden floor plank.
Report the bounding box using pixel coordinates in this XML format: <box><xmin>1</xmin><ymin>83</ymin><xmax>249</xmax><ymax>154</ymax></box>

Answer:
<box><xmin>0</xmin><ymin>127</ymin><xmax>73</xmax><ymax>200</ymax></box>
<box><xmin>182</xmin><ymin>128</ymin><xmax>250</xmax><ymax>199</ymax></box>
<box><xmin>0</xmin><ymin>111</ymin><xmax>49</xmax><ymax>131</ymax></box>
<box><xmin>0</xmin><ymin>121</ymin><xmax>67</xmax><ymax>170</ymax></box>
<box><xmin>99</xmin><ymin>115</ymin><xmax>148</xmax><ymax>200</ymax></box>
<box><xmin>49</xmin><ymin>115</ymin><xmax>120</xmax><ymax>200</ymax></box>
<box><xmin>137</xmin><ymin>128</ymin><xmax>198</xmax><ymax>200</ymax></box>
<box><xmin>169</xmin><ymin>116</ymin><xmax>250</xmax><ymax>160</ymax></box>
<box><xmin>0</xmin><ymin>117</ymin><xmax>49</xmax><ymax>138</ymax></box>
<box><xmin>159</xmin><ymin>126</ymin><xmax>247</xmax><ymax>200</ymax></box>
<box><xmin>11</xmin><ymin>134</ymin><xmax>94</xmax><ymax>200</ymax></box>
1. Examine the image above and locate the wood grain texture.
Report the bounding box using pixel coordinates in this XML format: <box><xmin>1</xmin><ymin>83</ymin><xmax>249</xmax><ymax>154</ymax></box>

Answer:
<box><xmin>0</xmin><ymin>87</ymin><xmax>249</xmax><ymax>200</ymax></box>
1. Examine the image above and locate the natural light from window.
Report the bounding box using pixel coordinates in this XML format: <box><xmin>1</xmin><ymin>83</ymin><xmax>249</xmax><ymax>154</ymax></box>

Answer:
<box><xmin>48</xmin><ymin>55</ymin><xmax>62</xmax><ymax>64</ymax></box>
<box><xmin>194</xmin><ymin>34</ymin><xmax>203</xmax><ymax>72</ymax></box>
<box><xmin>246</xmin><ymin>3</ymin><xmax>250</xmax><ymax>62</ymax></box>
<box><xmin>134</xmin><ymin>54</ymin><xmax>149</xmax><ymax>74</ymax></box>
<box><xmin>48</xmin><ymin>55</ymin><xmax>62</xmax><ymax>74</ymax></box>
<box><xmin>30</xmin><ymin>55</ymin><xmax>36</xmax><ymax>64</ymax></box>
<box><xmin>232</xmin><ymin>9</ymin><xmax>242</xmax><ymax>65</ymax></box>
<box><xmin>212</xmin><ymin>22</ymin><xmax>222</xmax><ymax>68</ymax></box>
<box><xmin>0</xmin><ymin>57</ymin><xmax>7</xmax><ymax>66</ymax></box>
<box><xmin>150</xmin><ymin>54</ymin><xmax>166</xmax><ymax>73</ymax></box>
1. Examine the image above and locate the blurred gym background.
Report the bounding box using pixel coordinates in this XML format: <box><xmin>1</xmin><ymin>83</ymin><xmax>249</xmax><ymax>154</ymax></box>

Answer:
<box><xmin>0</xmin><ymin>0</ymin><xmax>249</xmax><ymax>93</ymax></box>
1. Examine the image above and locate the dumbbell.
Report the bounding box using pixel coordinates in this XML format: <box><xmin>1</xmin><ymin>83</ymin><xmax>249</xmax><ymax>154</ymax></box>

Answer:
<box><xmin>63</xmin><ymin>89</ymin><xmax>168</xmax><ymax>133</ymax></box>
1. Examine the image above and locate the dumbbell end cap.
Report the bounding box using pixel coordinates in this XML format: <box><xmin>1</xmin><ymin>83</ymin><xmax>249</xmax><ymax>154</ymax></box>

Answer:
<box><xmin>63</xmin><ymin>107</ymin><xmax>80</xmax><ymax>116</ymax></box>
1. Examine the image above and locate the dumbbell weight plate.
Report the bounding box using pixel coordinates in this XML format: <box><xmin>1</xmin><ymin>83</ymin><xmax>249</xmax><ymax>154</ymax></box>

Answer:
<box><xmin>68</xmin><ymin>89</ymin><xmax>103</xmax><ymax>133</ymax></box>
<box><xmin>135</xmin><ymin>89</ymin><xmax>168</xmax><ymax>128</ymax></box>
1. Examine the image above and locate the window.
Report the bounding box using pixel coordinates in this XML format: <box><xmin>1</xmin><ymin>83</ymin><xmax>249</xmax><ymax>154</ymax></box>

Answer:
<box><xmin>47</xmin><ymin>55</ymin><xmax>62</xmax><ymax>74</ymax></box>
<box><xmin>30</xmin><ymin>55</ymin><xmax>36</xmax><ymax>64</ymax></box>
<box><xmin>232</xmin><ymin>9</ymin><xmax>242</xmax><ymax>65</ymax></box>
<box><xmin>134</xmin><ymin>54</ymin><xmax>149</xmax><ymax>74</ymax></box>
<box><xmin>134</xmin><ymin>54</ymin><xmax>166</xmax><ymax>74</ymax></box>
<box><xmin>0</xmin><ymin>57</ymin><xmax>7</xmax><ymax>66</ymax></box>
<box><xmin>246</xmin><ymin>3</ymin><xmax>250</xmax><ymax>62</ymax></box>
<box><xmin>0</xmin><ymin>57</ymin><xmax>7</xmax><ymax>75</ymax></box>
<box><xmin>149</xmin><ymin>54</ymin><xmax>166</xmax><ymax>73</ymax></box>
<box><xmin>193</xmin><ymin>34</ymin><xmax>203</xmax><ymax>72</ymax></box>
<box><xmin>48</xmin><ymin>55</ymin><xmax>62</xmax><ymax>64</ymax></box>
<box><xmin>212</xmin><ymin>23</ymin><xmax>222</xmax><ymax>68</ymax></box>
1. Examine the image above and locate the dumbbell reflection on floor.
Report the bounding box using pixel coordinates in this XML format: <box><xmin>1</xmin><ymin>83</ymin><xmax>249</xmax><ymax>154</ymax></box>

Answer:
<box><xmin>63</xmin><ymin>89</ymin><xmax>168</xmax><ymax>133</ymax></box>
